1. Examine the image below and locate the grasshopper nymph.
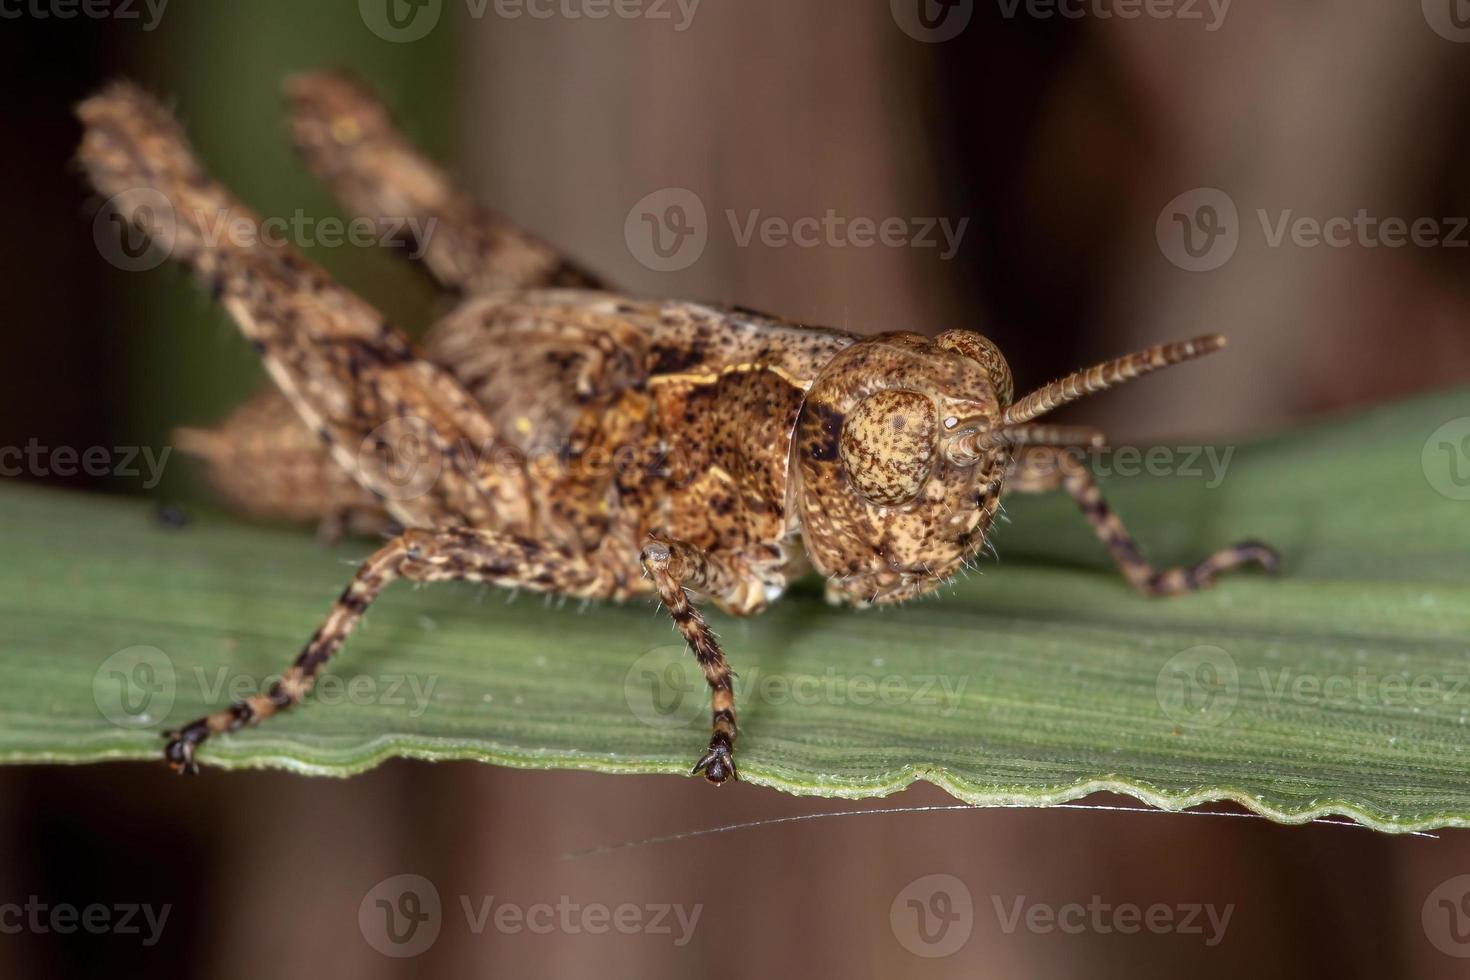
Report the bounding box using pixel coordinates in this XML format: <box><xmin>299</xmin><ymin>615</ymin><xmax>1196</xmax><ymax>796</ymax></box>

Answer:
<box><xmin>77</xmin><ymin>74</ymin><xmax>1279</xmax><ymax>784</ymax></box>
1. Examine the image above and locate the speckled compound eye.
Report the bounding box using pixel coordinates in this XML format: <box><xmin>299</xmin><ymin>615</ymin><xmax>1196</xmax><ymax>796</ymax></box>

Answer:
<box><xmin>839</xmin><ymin>389</ymin><xmax>938</xmax><ymax>506</ymax></box>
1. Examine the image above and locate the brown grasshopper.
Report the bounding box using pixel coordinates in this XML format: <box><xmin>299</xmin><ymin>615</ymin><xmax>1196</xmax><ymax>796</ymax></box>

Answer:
<box><xmin>77</xmin><ymin>73</ymin><xmax>1279</xmax><ymax>784</ymax></box>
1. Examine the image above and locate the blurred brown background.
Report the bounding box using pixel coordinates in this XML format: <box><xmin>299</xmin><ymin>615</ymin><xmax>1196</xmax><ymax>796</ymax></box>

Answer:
<box><xmin>3</xmin><ymin>0</ymin><xmax>1470</xmax><ymax>977</ymax></box>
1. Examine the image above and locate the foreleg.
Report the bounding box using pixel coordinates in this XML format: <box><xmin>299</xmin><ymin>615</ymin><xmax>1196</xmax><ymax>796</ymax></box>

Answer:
<box><xmin>1006</xmin><ymin>447</ymin><xmax>1279</xmax><ymax>596</ymax></box>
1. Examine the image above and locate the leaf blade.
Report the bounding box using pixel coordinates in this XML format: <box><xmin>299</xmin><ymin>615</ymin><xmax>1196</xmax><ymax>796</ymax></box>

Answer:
<box><xmin>6</xmin><ymin>389</ymin><xmax>1470</xmax><ymax>833</ymax></box>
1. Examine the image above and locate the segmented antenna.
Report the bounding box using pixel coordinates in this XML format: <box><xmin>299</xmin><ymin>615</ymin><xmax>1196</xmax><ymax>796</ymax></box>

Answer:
<box><xmin>947</xmin><ymin>424</ymin><xmax>1103</xmax><ymax>464</ymax></box>
<box><xmin>1004</xmin><ymin>334</ymin><xmax>1226</xmax><ymax>425</ymax></box>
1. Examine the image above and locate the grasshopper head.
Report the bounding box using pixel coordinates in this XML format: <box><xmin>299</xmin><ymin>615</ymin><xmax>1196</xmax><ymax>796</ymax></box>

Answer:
<box><xmin>792</xmin><ymin>328</ymin><xmax>1226</xmax><ymax>605</ymax></box>
<box><xmin>791</xmin><ymin>332</ymin><xmax>1012</xmax><ymax>605</ymax></box>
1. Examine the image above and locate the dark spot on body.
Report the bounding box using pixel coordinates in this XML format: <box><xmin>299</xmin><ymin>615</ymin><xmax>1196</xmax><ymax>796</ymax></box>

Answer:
<box><xmin>337</xmin><ymin>588</ymin><xmax>368</xmax><ymax>614</ymax></box>
<box><xmin>649</xmin><ymin>344</ymin><xmax>704</xmax><ymax>374</ymax></box>
<box><xmin>549</xmin><ymin>259</ymin><xmax>601</xmax><ymax>288</ymax></box>
<box><xmin>805</xmin><ymin>402</ymin><xmax>845</xmax><ymax>461</ymax></box>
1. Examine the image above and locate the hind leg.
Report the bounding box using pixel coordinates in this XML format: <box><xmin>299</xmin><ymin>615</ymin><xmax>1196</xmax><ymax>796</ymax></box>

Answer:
<box><xmin>1006</xmin><ymin>446</ymin><xmax>1279</xmax><ymax>596</ymax></box>
<box><xmin>78</xmin><ymin>83</ymin><xmax>533</xmax><ymax>533</ymax></box>
<box><xmin>165</xmin><ymin>527</ymin><xmax>611</xmax><ymax>771</ymax></box>
<box><xmin>286</xmin><ymin>70</ymin><xmax>602</xmax><ymax>295</ymax></box>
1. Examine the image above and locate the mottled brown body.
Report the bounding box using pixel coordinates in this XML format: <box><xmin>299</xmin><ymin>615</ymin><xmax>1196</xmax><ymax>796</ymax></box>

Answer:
<box><xmin>77</xmin><ymin>72</ymin><xmax>1279</xmax><ymax>783</ymax></box>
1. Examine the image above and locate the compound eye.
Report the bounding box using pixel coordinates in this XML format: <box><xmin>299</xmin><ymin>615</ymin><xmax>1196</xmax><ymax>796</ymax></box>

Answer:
<box><xmin>839</xmin><ymin>389</ymin><xmax>938</xmax><ymax>506</ymax></box>
<box><xmin>935</xmin><ymin>330</ymin><xmax>1013</xmax><ymax>406</ymax></box>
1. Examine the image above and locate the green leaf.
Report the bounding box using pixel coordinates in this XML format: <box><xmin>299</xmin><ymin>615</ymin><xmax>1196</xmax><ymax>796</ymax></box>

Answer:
<box><xmin>6</xmin><ymin>390</ymin><xmax>1470</xmax><ymax>833</ymax></box>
